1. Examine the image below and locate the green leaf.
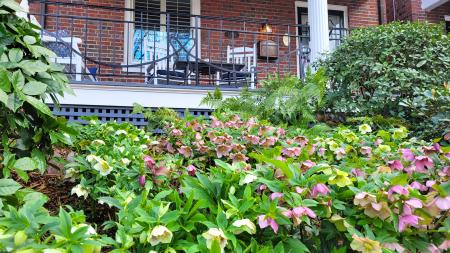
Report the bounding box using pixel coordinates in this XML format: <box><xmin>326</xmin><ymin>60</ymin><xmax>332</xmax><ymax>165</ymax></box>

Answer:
<box><xmin>0</xmin><ymin>89</ymin><xmax>7</xmax><ymax>106</ymax></box>
<box><xmin>285</xmin><ymin>238</ymin><xmax>310</xmax><ymax>253</ymax></box>
<box><xmin>6</xmin><ymin>93</ymin><xmax>23</xmax><ymax>112</ymax></box>
<box><xmin>14</xmin><ymin>157</ymin><xmax>37</xmax><ymax>171</ymax></box>
<box><xmin>390</xmin><ymin>174</ymin><xmax>409</xmax><ymax>186</ymax></box>
<box><xmin>210</xmin><ymin>239</ymin><xmax>222</xmax><ymax>253</ymax></box>
<box><xmin>8</xmin><ymin>48</ymin><xmax>23</xmax><ymax>63</ymax></box>
<box><xmin>22</xmin><ymin>81</ymin><xmax>47</xmax><ymax>96</ymax></box>
<box><xmin>23</xmin><ymin>35</ymin><xmax>37</xmax><ymax>45</ymax></box>
<box><xmin>10</xmin><ymin>70</ymin><xmax>25</xmax><ymax>91</ymax></box>
<box><xmin>24</xmin><ymin>95</ymin><xmax>54</xmax><ymax>117</ymax></box>
<box><xmin>32</xmin><ymin>149</ymin><xmax>47</xmax><ymax>173</ymax></box>
<box><xmin>0</xmin><ymin>179</ymin><xmax>22</xmax><ymax>196</ymax></box>
<box><xmin>28</xmin><ymin>45</ymin><xmax>57</xmax><ymax>58</ymax></box>
<box><xmin>19</xmin><ymin>60</ymin><xmax>49</xmax><ymax>75</ymax></box>
<box><xmin>58</xmin><ymin>207</ymin><xmax>72</xmax><ymax>237</ymax></box>
<box><xmin>0</xmin><ymin>71</ymin><xmax>11</xmax><ymax>92</ymax></box>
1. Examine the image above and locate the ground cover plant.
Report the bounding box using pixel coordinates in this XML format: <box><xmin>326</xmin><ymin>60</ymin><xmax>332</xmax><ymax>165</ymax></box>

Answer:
<box><xmin>56</xmin><ymin>114</ymin><xmax>449</xmax><ymax>252</ymax></box>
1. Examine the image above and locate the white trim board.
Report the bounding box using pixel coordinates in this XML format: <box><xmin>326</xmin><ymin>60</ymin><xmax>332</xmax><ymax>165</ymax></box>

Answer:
<box><xmin>53</xmin><ymin>84</ymin><xmax>240</xmax><ymax>109</ymax></box>
<box><xmin>421</xmin><ymin>0</ymin><xmax>449</xmax><ymax>11</ymax></box>
<box><xmin>445</xmin><ymin>15</ymin><xmax>450</xmax><ymax>21</ymax></box>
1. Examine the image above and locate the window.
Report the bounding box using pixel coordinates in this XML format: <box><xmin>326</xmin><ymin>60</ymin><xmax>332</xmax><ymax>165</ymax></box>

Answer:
<box><xmin>297</xmin><ymin>7</ymin><xmax>347</xmax><ymax>51</ymax></box>
<box><xmin>134</xmin><ymin>0</ymin><xmax>191</xmax><ymax>32</ymax></box>
<box><xmin>445</xmin><ymin>16</ymin><xmax>450</xmax><ymax>33</ymax></box>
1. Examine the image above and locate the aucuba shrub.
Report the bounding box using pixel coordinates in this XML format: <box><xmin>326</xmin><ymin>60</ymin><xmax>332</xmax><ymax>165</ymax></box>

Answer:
<box><xmin>63</xmin><ymin>114</ymin><xmax>450</xmax><ymax>253</ymax></box>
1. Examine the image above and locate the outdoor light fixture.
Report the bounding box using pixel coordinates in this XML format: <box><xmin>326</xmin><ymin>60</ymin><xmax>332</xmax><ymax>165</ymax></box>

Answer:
<box><xmin>261</xmin><ymin>22</ymin><xmax>272</xmax><ymax>33</ymax></box>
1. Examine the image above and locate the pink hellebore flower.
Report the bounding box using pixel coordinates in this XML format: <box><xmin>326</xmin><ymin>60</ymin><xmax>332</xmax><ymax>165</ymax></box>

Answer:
<box><xmin>351</xmin><ymin>168</ymin><xmax>365</xmax><ymax>178</ymax></box>
<box><xmin>260</xmin><ymin>137</ymin><xmax>278</xmax><ymax>147</ymax></box>
<box><xmin>446</xmin><ymin>152</ymin><xmax>450</xmax><ymax>159</ymax></box>
<box><xmin>426</xmin><ymin>180</ymin><xmax>436</xmax><ymax>188</ymax></box>
<box><xmin>216</xmin><ymin>144</ymin><xmax>232</xmax><ymax>158</ymax></box>
<box><xmin>230</xmin><ymin>153</ymin><xmax>248</xmax><ymax>163</ymax></box>
<box><xmin>166</xmin><ymin>143</ymin><xmax>175</xmax><ymax>153</ymax></box>
<box><xmin>374</xmin><ymin>138</ymin><xmax>383</xmax><ymax>146</ymax></box>
<box><xmin>277</xmin><ymin>128</ymin><xmax>286</xmax><ymax>137</ymax></box>
<box><xmin>414</xmin><ymin>156</ymin><xmax>434</xmax><ymax>171</ymax></box>
<box><xmin>301</xmin><ymin>160</ymin><xmax>316</xmax><ymax>171</ymax></box>
<box><xmin>258</xmin><ymin>215</ymin><xmax>278</xmax><ymax>233</ymax></box>
<box><xmin>244</xmin><ymin>135</ymin><xmax>260</xmax><ymax>145</ymax></box>
<box><xmin>388</xmin><ymin>185</ymin><xmax>409</xmax><ymax>201</ymax></box>
<box><xmin>282</xmin><ymin>147</ymin><xmax>302</xmax><ymax>157</ymax></box>
<box><xmin>295</xmin><ymin>187</ymin><xmax>306</xmax><ymax>194</ymax></box>
<box><xmin>269</xmin><ymin>192</ymin><xmax>284</xmax><ymax>200</ymax></box>
<box><xmin>401</xmin><ymin>149</ymin><xmax>415</xmax><ymax>161</ymax></box>
<box><xmin>387</xmin><ymin>160</ymin><xmax>404</xmax><ymax>170</ymax></box>
<box><xmin>195</xmin><ymin>133</ymin><xmax>202</xmax><ymax>140</ymax></box>
<box><xmin>439</xmin><ymin>165</ymin><xmax>450</xmax><ymax>177</ymax></box>
<box><xmin>311</xmin><ymin>183</ymin><xmax>330</xmax><ymax>198</ymax></box>
<box><xmin>187</xmin><ymin>165</ymin><xmax>197</xmax><ymax>176</ymax></box>
<box><xmin>398</xmin><ymin>214</ymin><xmax>420</xmax><ymax>232</ymax></box>
<box><xmin>293</xmin><ymin>136</ymin><xmax>309</xmax><ymax>147</ymax></box>
<box><xmin>334</xmin><ymin>148</ymin><xmax>346</xmax><ymax>160</ymax></box>
<box><xmin>144</xmin><ymin>156</ymin><xmax>156</xmax><ymax>169</ymax></box>
<box><xmin>360</xmin><ymin>146</ymin><xmax>372</xmax><ymax>157</ymax></box>
<box><xmin>318</xmin><ymin>147</ymin><xmax>326</xmax><ymax>157</ymax></box>
<box><xmin>423</xmin><ymin>143</ymin><xmax>440</xmax><ymax>155</ymax></box>
<box><xmin>178</xmin><ymin>146</ymin><xmax>193</xmax><ymax>158</ymax></box>
<box><xmin>138</xmin><ymin>175</ymin><xmax>146</xmax><ymax>187</ymax></box>
<box><xmin>433</xmin><ymin>196</ymin><xmax>450</xmax><ymax>210</ymax></box>
<box><xmin>410</xmin><ymin>181</ymin><xmax>427</xmax><ymax>191</ymax></box>
<box><xmin>439</xmin><ymin>240</ymin><xmax>450</xmax><ymax>250</ymax></box>
<box><xmin>427</xmin><ymin>244</ymin><xmax>440</xmax><ymax>253</ymax></box>
<box><xmin>405</xmin><ymin>198</ymin><xmax>423</xmax><ymax>209</ymax></box>
<box><xmin>170</xmin><ymin>129</ymin><xmax>183</xmax><ymax>136</ymax></box>
<box><xmin>211</xmin><ymin>117</ymin><xmax>224</xmax><ymax>128</ymax></box>
<box><xmin>292</xmin><ymin>206</ymin><xmax>317</xmax><ymax>219</ymax></box>
<box><xmin>308</xmin><ymin>144</ymin><xmax>317</xmax><ymax>156</ymax></box>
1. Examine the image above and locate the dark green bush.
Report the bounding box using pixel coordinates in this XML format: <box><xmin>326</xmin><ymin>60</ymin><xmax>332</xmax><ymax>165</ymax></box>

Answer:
<box><xmin>319</xmin><ymin>22</ymin><xmax>450</xmax><ymax>139</ymax></box>
<box><xmin>0</xmin><ymin>0</ymin><xmax>73</xmax><ymax>180</ymax></box>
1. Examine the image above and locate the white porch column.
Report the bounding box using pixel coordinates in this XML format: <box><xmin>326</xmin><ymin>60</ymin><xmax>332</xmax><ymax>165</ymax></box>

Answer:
<box><xmin>308</xmin><ymin>0</ymin><xmax>329</xmax><ymax>64</ymax></box>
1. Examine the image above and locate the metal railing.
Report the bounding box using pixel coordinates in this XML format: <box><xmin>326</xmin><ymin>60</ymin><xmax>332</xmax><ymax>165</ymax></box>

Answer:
<box><xmin>29</xmin><ymin>0</ymin><xmax>348</xmax><ymax>88</ymax></box>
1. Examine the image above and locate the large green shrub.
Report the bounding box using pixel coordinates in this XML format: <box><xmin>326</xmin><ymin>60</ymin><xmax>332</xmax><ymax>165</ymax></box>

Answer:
<box><xmin>319</xmin><ymin>22</ymin><xmax>450</xmax><ymax>139</ymax></box>
<box><xmin>0</xmin><ymin>0</ymin><xmax>73</xmax><ymax>180</ymax></box>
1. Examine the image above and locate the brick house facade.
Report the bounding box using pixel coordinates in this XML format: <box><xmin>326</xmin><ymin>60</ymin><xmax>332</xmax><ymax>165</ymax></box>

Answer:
<box><xmin>386</xmin><ymin>0</ymin><xmax>449</xmax><ymax>24</ymax></box>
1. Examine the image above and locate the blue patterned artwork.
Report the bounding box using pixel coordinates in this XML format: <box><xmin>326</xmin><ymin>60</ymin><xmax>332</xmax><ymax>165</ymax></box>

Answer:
<box><xmin>132</xmin><ymin>29</ymin><xmax>194</xmax><ymax>64</ymax></box>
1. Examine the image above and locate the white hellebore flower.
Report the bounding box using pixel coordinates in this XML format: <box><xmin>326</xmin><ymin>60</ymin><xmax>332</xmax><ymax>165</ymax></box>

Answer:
<box><xmin>86</xmin><ymin>155</ymin><xmax>100</xmax><ymax>163</ymax></box>
<box><xmin>93</xmin><ymin>159</ymin><xmax>112</xmax><ymax>176</ymax></box>
<box><xmin>202</xmin><ymin>228</ymin><xmax>228</xmax><ymax>252</ymax></box>
<box><xmin>115</xmin><ymin>130</ymin><xmax>127</xmax><ymax>135</ymax></box>
<box><xmin>71</xmin><ymin>184</ymin><xmax>89</xmax><ymax>199</ymax></box>
<box><xmin>71</xmin><ymin>224</ymin><xmax>97</xmax><ymax>235</ymax></box>
<box><xmin>147</xmin><ymin>225</ymin><xmax>173</xmax><ymax>246</ymax></box>
<box><xmin>358</xmin><ymin>124</ymin><xmax>372</xmax><ymax>134</ymax></box>
<box><xmin>241</xmin><ymin>174</ymin><xmax>257</xmax><ymax>185</ymax></box>
<box><xmin>232</xmin><ymin>219</ymin><xmax>256</xmax><ymax>234</ymax></box>
<box><xmin>43</xmin><ymin>249</ymin><xmax>67</xmax><ymax>253</ymax></box>
<box><xmin>91</xmin><ymin>139</ymin><xmax>105</xmax><ymax>146</ymax></box>
<box><xmin>64</xmin><ymin>168</ymin><xmax>77</xmax><ymax>179</ymax></box>
<box><xmin>121</xmin><ymin>158</ymin><xmax>131</xmax><ymax>166</ymax></box>
<box><xmin>116</xmin><ymin>146</ymin><xmax>125</xmax><ymax>153</ymax></box>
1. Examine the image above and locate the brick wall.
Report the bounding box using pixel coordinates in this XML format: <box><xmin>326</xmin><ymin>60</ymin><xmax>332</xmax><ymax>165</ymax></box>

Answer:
<box><xmin>386</xmin><ymin>0</ymin><xmax>449</xmax><ymax>22</ymax></box>
<box><xmin>30</xmin><ymin>0</ymin><xmax>381</xmax><ymax>84</ymax></box>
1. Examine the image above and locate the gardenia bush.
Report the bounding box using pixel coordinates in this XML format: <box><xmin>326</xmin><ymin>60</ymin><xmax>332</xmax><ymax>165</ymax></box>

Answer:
<box><xmin>319</xmin><ymin>22</ymin><xmax>450</xmax><ymax>139</ymax></box>
<box><xmin>56</xmin><ymin>114</ymin><xmax>450</xmax><ymax>252</ymax></box>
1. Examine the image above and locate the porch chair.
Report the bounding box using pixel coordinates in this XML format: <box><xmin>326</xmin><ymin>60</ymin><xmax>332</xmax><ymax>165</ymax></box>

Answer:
<box><xmin>217</xmin><ymin>44</ymin><xmax>257</xmax><ymax>88</ymax></box>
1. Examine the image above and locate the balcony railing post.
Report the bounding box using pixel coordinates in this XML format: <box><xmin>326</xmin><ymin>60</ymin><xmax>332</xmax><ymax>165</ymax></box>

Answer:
<box><xmin>166</xmin><ymin>13</ymin><xmax>170</xmax><ymax>85</ymax></box>
<box><xmin>194</xmin><ymin>16</ymin><xmax>199</xmax><ymax>86</ymax></box>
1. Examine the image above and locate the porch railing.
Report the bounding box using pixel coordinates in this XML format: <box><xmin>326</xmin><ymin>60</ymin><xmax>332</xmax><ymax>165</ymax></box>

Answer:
<box><xmin>29</xmin><ymin>0</ymin><xmax>348</xmax><ymax>88</ymax></box>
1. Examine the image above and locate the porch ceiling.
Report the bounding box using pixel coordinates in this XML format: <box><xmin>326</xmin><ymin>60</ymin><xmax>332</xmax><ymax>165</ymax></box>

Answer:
<box><xmin>421</xmin><ymin>0</ymin><xmax>449</xmax><ymax>10</ymax></box>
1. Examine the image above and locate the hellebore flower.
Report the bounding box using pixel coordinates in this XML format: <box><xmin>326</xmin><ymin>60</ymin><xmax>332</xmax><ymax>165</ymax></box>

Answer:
<box><xmin>377</xmin><ymin>144</ymin><xmax>391</xmax><ymax>153</ymax></box>
<box><xmin>358</xmin><ymin>124</ymin><xmax>372</xmax><ymax>134</ymax></box>
<box><xmin>138</xmin><ymin>175</ymin><xmax>146</xmax><ymax>187</ymax></box>
<box><xmin>433</xmin><ymin>196</ymin><xmax>450</xmax><ymax>210</ymax></box>
<box><xmin>121</xmin><ymin>158</ymin><xmax>131</xmax><ymax>166</ymax></box>
<box><xmin>363</xmin><ymin>201</ymin><xmax>390</xmax><ymax>220</ymax></box>
<box><xmin>354</xmin><ymin>192</ymin><xmax>377</xmax><ymax>207</ymax></box>
<box><xmin>382</xmin><ymin>243</ymin><xmax>405</xmax><ymax>253</ymax></box>
<box><xmin>230</xmin><ymin>153</ymin><xmax>248</xmax><ymax>163</ymax></box>
<box><xmin>293</xmin><ymin>206</ymin><xmax>316</xmax><ymax>219</ymax></box>
<box><xmin>401</xmin><ymin>149</ymin><xmax>415</xmax><ymax>161</ymax></box>
<box><xmin>211</xmin><ymin>118</ymin><xmax>224</xmax><ymax>128</ymax></box>
<box><xmin>334</xmin><ymin>148</ymin><xmax>347</xmax><ymax>160</ymax></box>
<box><xmin>311</xmin><ymin>183</ymin><xmax>330</xmax><ymax>198</ymax></box>
<box><xmin>318</xmin><ymin>147</ymin><xmax>326</xmax><ymax>157</ymax></box>
<box><xmin>387</xmin><ymin>160</ymin><xmax>404</xmax><ymax>170</ymax></box>
<box><xmin>258</xmin><ymin>215</ymin><xmax>278</xmax><ymax>233</ymax></box>
<box><xmin>409</xmin><ymin>181</ymin><xmax>427</xmax><ymax>191</ymax></box>
<box><xmin>144</xmin><ymin>156</ymin><xmax>156</xmax><ymax>169</ymax></box>
<box><xmin>178</xmin><ymin>146</ymin><xmax>193</xmax><ymax>158</ymax></box>
<box><xmin>300</xmin><ymin>160</ymin><xmax>316</xmax><ymax>171</ymax></box>
<box><xmin>392</xmin><ymin>127</ymin><xmax>408</xmax><ymax>140</ymax></box>
<box><xmin>232</xmin><ymin>219</ymin><xmax>256</xmax><ymax>234</ymax></box>
<box><xmin>170</xmin><ymin>128</ymin><xmax>183</xmax><ymax>136</ymax></box>
<box><xmin>202</xmin><ymin>228</ymin><xmax>228</xmax><ymax>252</ymax></box>
<box><xmin>241</xmin><ymin>174</ymin><xmax>257</xmax><ymax>185</ymax></box>
<box><xmin>327</xmin><ymin>140</ymin><xmax>339</xmax><ymax>151</ymax></box>
<box><xmin>282</xmin><ymin>147</ymin><xmax>302</xmax><ymax>157</ymax></box>
<box><xmin>293</xmin><ymin>136</ymin><xmax>309</xmax><ymax>147</ymax></box>
<box><xmin>260</xmin><ymin>137</ymin><xmax>277</xmax><ymax>147</ymax></box>
<box><xmin>71</xmin><ymin>184</ymin><xmax>89</xmax><ymax>199</ymax></box>
<box><xmin>423</xmin><ymin>144</ymin><xmax>440</xmax><ymax>155</ymax></box>
<box><xmin>269</xmin><ymin>192</ymin><xmax>284</xmax><ymax>200</ymax></box>
<box><xmin>388</xmin><ymin>185</ymin><xmax>409</xmax><ymax>201</ymax></box>
<box><xmin>405</xmin><ymin>198</ymin><xmax>423</xmax><ymax>209</ymax></box>
<box><xmin>187</xmin><ymin>165</ymin><xmax>197</xmax><ymax>176</ymax></box>
<box><xmin>93</xmin><ymin>159</ymin><xmax>112</xmax><ymax>176</ymax></box>
<box><xmin>328</xmin><ymin>169</ymin><xmax>352</xmax><ymax>187</ymax></box>
<box><xmin>351</xmin><ymin>168</ymin><xmax>365</xmax><ymax>178</ymax></box>
<box><xmin>414</xmin><ymin>156</ymin><xmax>434</xmax><ymax>171</ymax></box>
<box><xmin>216</xmin><ymin>144</ymin><xmax>232</xmax><ymax>158</ymax></box>
<box><xmin>350</xmin><ymin>234</ymin><xmax>382</xmax><ymax>253</ymax></box>
<box><xmin>244</xmin><ymin>135</ymin><xmax>260</xmax><ymax>145</ymax></box>
<box><xmin>360</xmin><ymin>146</ymin><xmax>372</xmax><ymax>157</ymax></box>
<box><xmin>148</xmin><ymin>225</ymin><xmax>173</xmax><ymax>246</ymax></box>
<box><xmin>398</xmin><ymin>214</ymin><xmax>420</xmax><ymax>232</ymax></box>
